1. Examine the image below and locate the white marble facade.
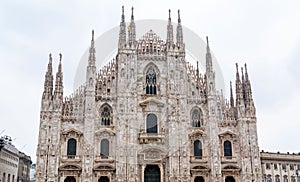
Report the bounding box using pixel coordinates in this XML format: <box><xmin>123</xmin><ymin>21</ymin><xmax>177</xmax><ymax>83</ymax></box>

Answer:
<box><xmin>35</xmin><ymin>7</ymin><xmax>262</xmax><ymax>182</ymax></box>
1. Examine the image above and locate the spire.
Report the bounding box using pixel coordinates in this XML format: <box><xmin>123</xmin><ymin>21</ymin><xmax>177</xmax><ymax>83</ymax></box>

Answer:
<box><xmin>122</xmin><ymin>5</ymin><xmax>125</xmax><ymax>23</ymax></box>
<box><xmin>205</xmin><ymin>36</ymin><xmax>215</xmax><ymax>95</ymax></box>
<box><xmin>244</xmin><ymin>63</ymin><xmax>252</xmax><ymax>93</ymax></box>
<box><xmin>205</xmin><ymin>36</ymin><xmax>213</xmax><ymax>75</ymax></box>
<box><xmin>88</xmin><ymin>30</ymin><xmax>96</xmax><ymax>67</ymax></box>
<box><xmin>42</xmin><ymin>53</ymin><xmax>54</xmax><ymax>100</ymax></box>
<box><xmin>128</xmin><ymin>6</ymin><xmax>136</xmax><ymax>47</ymax></box>
<box><xmin>196</xmin><ymin>61</ymin><xmax>199</xmax><ymax>78</ymax></box>
<box><xmin>166</xmin><ymin>9</ymin><xmax>174</xmax><ymax>47</ymax></box>
<box><xmin>118</xmin><ymin>6</ymin><xmax>126</xmax><ymax>50</ymax></box>
<box><xmin>230</xmin><ymin>81</ymin><xmax>234</xmax><ymax>107</ymax></box>
<box><xmin>235</xmin><ymin>63</ymin><xmax>246</xmax><ymax>115</ymax></box>
<box><xmin>86</xmin><ymin>30</ymin><xmax>97</xmax><ymax>93</ymax></box>
<box><xmin>176</xmin><ymin>9</ymin><xmax>183</xmax><ymax>48</ymax></box>
<box><xmin>244</xmin><ymin>63</ymin><xmax>253</xmax><ymax>105</ymax></box>
<box><xmin>235</xmin><ymin>63</ymin><xmax>243</xmax><ymax>101</ymax></box>
<box><xmin>54</xmin><ymin>53</ymin><xmax>63</xmax><ymax>101</ymax></box>
<box><xmin>131</xmin><ymin>6</ymin><xmax>134</xmax><ymax>21</ymax></box>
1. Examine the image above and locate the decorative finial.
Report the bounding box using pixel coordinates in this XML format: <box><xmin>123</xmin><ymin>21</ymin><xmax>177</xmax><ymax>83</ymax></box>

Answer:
<box><xmin>230</xmin><ymin>81</ymin><xmax>234</xmax><ymax>107</ymax></box>
<box><xmin>49</xmin><ymin>53</ymin><xmax>52</xmax><ymax>62</ymax></box>
<box><xmin>121</xmin><ymin>6</ymin><xmax>125</xmax><ymax>22</ymax></box>
<box><xmin>169</xmin><ymin>9</ymin><xmax>171</xmax><ymax>20</ymax></box>
<box><xmin>131</xmin><ymin>6</ymin><xmax>134</xmax><ymax>20</ymax></box>
<box><xmin>235</xmin><ymin>63</ymin><xmax>239</xmax><ymax>72</ymax></box>
<box><xmin>244</xmin><ymin>63</ymin><xmax>248</xmax><ymax>73</ymax></box>
<box><xmin>178</xmin><ymin>9</ymin><xmax>181</xmax><ymax>23</ymax></box>
<box><xmin>59</xmin><ymin>53</ymin><xmax>62</xmax><ymax>62</ymax></box>
<box><xmin>92</xmin><ymin>30</ymin><xmax>94</xmax><ymax>41</ymax></box>
<box><xmin>206</xmin><ymin>36</ymin><xmax>209</xmax><ymax>47</ymax></box>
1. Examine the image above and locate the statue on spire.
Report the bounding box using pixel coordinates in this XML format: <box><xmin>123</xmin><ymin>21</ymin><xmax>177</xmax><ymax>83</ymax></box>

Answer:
<box><xmin>167</xmin><ymin>9</ymin><xmax>174</xmax><ymax>48</ymax></box>
<box><xmin>176</xmin><ymin>9</ymin><xmax>183</xmax><ymax>48</ymax></box>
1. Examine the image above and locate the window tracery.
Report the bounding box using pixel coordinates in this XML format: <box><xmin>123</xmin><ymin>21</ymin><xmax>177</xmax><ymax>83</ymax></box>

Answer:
<box><xmin>146</xmin><ymin>67</ymin><xmax>157</xmax><ymax>95</ymax></box>
<box><xmin>100</xmin><ymin>105</ymin><xmax>112</xmax><ymax>126</ymax></box>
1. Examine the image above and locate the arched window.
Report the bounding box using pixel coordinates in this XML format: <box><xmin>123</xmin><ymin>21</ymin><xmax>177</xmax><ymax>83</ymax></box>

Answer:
<box><xmin>101</xmin><ymin>105</ymin><xmax>112</xmax><ymax>126</ymax></box>
<box><xmin>283</xmin><ymin>176</ymin><xmax>288</xmax><ymax>182</ymax></box>
<box><xmin>100</xmin><ymin>139</ymin><xmax>109</xmax><ymax>157</ymax></box>
<box><xmin>275</xmin><ymin>176</ymin><xmax>280</xmax><ymax>182</ymax></box>
<box><xmin>224</xmin><ymin>141</ymin><xmax>232</xmax><ymax>157</ymax></box>
<box><xmin>146</xmin><ymin>67</ymin><xmax>157</xmax><ymax>95</ymax></box>
<box><xmin>67</xmin><ymin>138</ymin><xmax>77</xmax><ymax>156</ymax></box>
<box><xmin>192</xmin><ymin>108</ymin><xmax>201</xmax><ymax>127</ymax></box>
<box><xmin>194</xmin><ymin>176</ymin><xmax>205</xmax><ymax>182</ymax></box>
<box><xmin>291</xmin><ymin>176</ymin><xmax>296</xmax><ymax>182</ymax></box>
<box><xmin>146</xmin><ymin>114</ymin><xmax>157</xmax><ymax>133</ymax></box>
<box><xmin>194</xmin><ymin>140</ymin><xmax>202</xmax><ymax>157</ymax></box>
<box><xmin>225</xmin><ymin>176</ymin><xmax>235</xmax><ymax>182</ymax></box>
<box><xmin>267</xmin><ymin>175</ymin><xmax>272</xmax><ymax>182</ymax></box>
<box><xmin>64</xmin><ymin>176</ymin><xmax>76</xmax><ymax>182</ymax></box>
<box><xmin>98</xmin><ymin>176</ymin><xmax>109</xmax><ymax>182</ymax></box>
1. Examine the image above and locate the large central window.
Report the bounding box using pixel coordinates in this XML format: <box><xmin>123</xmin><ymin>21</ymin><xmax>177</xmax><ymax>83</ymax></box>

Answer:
<box><xmin>224</xmin><ymin>140</ymin><xmax>232</xmax><ymax>157</ymax></box>
<box><xmin>146</xmin><ymin>67</ymin><xmax>157</xmax><ymax>95</ymax></box>
<box><xmin>146</xmin><ymin>114</ymin><xmax>158</xmax><ymax>133</ymax></box>
<box><xmin>67</xmin><ymin>138</ymin><xmax>77</xmax><ymax>156</ymax></box>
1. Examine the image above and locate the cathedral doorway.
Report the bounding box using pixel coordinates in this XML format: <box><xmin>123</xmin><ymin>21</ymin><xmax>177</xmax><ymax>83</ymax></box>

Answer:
<box><xmin>98</xmin><ymin>176</ymin><xmax>109</xmax><ymax>182</ymax></box>
<box><xmin>225</xmin><ymin>176</ymin><xmax>236</xmax><ymax>182</ymax></box>
<box><xmin>64</xmin><ymin>176</ymin><xmax>76</xmax><ymax>182</ymax></box>
<box><xmin>194</xmin><ymin>176</ymin><xmax>205</xmax><ymax>182</ymax></box>
<box><xmin>144</xmin><ymin>165</ymin><xmax>160</xmax><ymax>182</ymax></box>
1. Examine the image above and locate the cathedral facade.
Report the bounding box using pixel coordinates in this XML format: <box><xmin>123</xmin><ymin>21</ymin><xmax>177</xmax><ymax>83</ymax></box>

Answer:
<box><xmin>35</xmin><ymin>7</ymin><xmax>262</xmax><ymax>182</ymax></box>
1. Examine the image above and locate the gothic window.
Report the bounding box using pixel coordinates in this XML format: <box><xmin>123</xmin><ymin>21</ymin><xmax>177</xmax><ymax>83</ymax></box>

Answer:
<box><xmin>224</xmin><ymin>140</ymin><xmax>232</xmax><ymax>157</ymax></box>
<box><xmin>275</xmin><ymin>176</ymin><xmax>280</xmax><ymax>182</ymax></box>
<box><xmin>297</xmin><ymin>164</ymin><xmax>300</xmax><ymax>170</ymax></box>
<box><xmin>67</xmin><ymin>138</ymin><xmax>77</xmax><ymax>156</ymax></box>
<box><xmin>191</xmin><ymin>108</ymin><xmax>201</xmax><ymax>127</ymax></box>
<box><xmin>146</xmin><ymin>67</ymin><xmax>157</xmax><ymax>95</ymax></box>
<box><xmin>100</xmin><ymin>139</ymin><xmax>109</xmax><ymax>157</ymax></box>
<box><xmin>194</xmin><ymin>140</ymin><xmax>203</xmax><ymax>157</ymax></box>
<box><xmin>146</xmin><ymin>114</ymin><xmax>157</xmax><ymax>133</ymax></box>
<box><xmin>101</xmin><ymin>105</ymin><xmax>112</xmax><ymax>126</ymax></box>
<box><xmin>283</xmin><ymin>176</ymin><xmax>288</xmax><ymax>182</ymax></box>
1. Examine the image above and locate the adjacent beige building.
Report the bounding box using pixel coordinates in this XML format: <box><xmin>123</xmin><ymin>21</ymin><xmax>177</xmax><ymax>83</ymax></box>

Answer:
<box><xmin>261</xmin><ymin>151</ymin><xmax>300</xmax><ymax>182</ymax></box>
<box><xmin>34</xmin><ymin>7</ymin><xmax>299</xmax><ymax>182</ymax></box>
<box><xmin>17</xmin><ymin>151</ymin><xmax>32</xmax><ymax>182</ymax></box>
<box><xmin>0</xmin><ymin>136</ymin><xmax>19</xmax><ymax>182</ymax></box>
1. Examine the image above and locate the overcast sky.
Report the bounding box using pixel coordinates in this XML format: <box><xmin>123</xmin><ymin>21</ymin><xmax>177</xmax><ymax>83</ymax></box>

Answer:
<box><xmin>1</xmin><ymin>0</ymin><xmax>300</xmax><ymax>162</ymax></box>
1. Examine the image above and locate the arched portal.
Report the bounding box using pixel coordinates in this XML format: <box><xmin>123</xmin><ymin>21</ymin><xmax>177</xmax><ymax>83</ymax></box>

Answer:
<box><xmin>225</xmin><ymin>176</ymin><xmax>236</xmax><ymax>182</ymax></box>
<box><xmin>98</xmin><ymin>176</ymin><xmax>109</xmax><ymax>182</ymax></box>
<box><xmin>64</xmin><ymin>176</ymin><xmax>76</xmax><ymax>182</ymax></box>
<box><xmin>144</xmin><ymin>165</ymin><xmax>160</xmax><ymax>182</ymax></box>
<box><xmin>194</xmin><ymin>176</ymin><xmax>205</xmax><ymax>182</ymax></box>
